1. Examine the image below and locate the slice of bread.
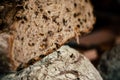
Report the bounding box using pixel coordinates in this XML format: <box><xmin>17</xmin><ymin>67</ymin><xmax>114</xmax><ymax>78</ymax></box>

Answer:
<box><xmin>0</xmin><ymin>0</ymin><xmax>95</xmax><ymax>72</ymax></box>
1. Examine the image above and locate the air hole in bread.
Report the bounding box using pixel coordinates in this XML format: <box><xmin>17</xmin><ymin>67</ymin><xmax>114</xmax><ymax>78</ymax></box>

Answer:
<box><xmin>74</xmin><ymin>3</ymin><xmax>77</xmax><ymax>7</ymax></box>
<box><xmin>80</xmin><ymin>21</ymin><xmax>83</xmax><ymax>25</ymax></box>
<box><xmin>83</xmin><ymin>19</ymin><xmax>87</xmax><ymax>22</ymax></box>
<box><xmin>39</xmin><ymin>33</ymin><xmax>44</xmax><ymax>36</ymax></box>
<box><xmin>15</xmin><ymin>16</ymin><xmax>22</xmax><ymax>20</ymax></box>
<box><xmin>63</xmin><ymin>18</ymin><xmax>67</xmax><ymax>26</ymax></box>
<box><xmin>42</xmin><ymin>15</ymin><xmax>49</xmax><ymax>20</ymax></box>
<box><xmin>53</xmin><ymin>48</ymin><xmax>56</xmax><ymax>51</ymax></box>
<box><xmin>78</xmin><ymin>18</ymin><xmax>81</xmax><ymax>21</ymax></box>
<box><xmin>35</xmin><ymin>11</ymin><xmax>39</xmax><ymax>16</ymax></box>
<box><xmin>21</xmin><ymin>37</ymin><xmax>24</xmax><ymax>41</ymax></box>
<box><xmin>34</xmin><ymin>52</ymin><xmax>36</xmax><ymax>55</ymax></box>
<box><xmin>57</xmin><ymin>28</ymin><xmax>62</xmax><ymax>32</ymax></box>
<box><xmin>23</xmin><ymin>16</ymin><xmax>27</xmax><ymax>21</ymax></box>
<box><xmin>77</xmin><ymin>24</ymin><xmax>80</xmax><ymax>28</ymax></box>
<box><xmin>40</xmin><ymin>8</ymin><xmax>43</xmax><ymax>12</ymax></box>
<box><xmin>25</xmin><ymin>5</ymin><xmax>28</xmax><ymax>9</ymax></box>
<box><xmin>73</xmin><ymin>13</ymin><xmax>81</xmax><ymax>18</ymax></box>
<box><xmin>48</xmin><ymin>11</ymin><xmax>51</xmax><ymax>14</ymax></box>
<box><xmin>69</xmin><ymin>26</ymin><xmax>71</xmax><ymax>28</ymax></box>
<box><xmin>43</xmin><ymin>38</ymin><xmax>47</xmax><ymax>42</ymax></box>
<box><xmin>21</xmin><ymin>21</ymin><xmax>24</xmax><ymax>24</ymax></box>
<box><xmin>52</xmin><ymin>16</ymin><xmax>58</xmax><ymax>24</ymax></box>
<box><xmin>39</xmin><ymin>43</ymin><xmax>47</xmax><ymax>50</ymax></box>
<box><xmin>70</xmin><ymin>54</ymin><xmax>74</xmax><ymax>58</ymax></box>
<box><xmin>66</xmin><ymin>8</ymin><xmax>70</xmax><ymax>12</ymax></box>
<box><xmin>55</xmin><ymin>43</ymin><xmax>60</xmax><ymax>48</ymax></box>
<box><xmin>57</xmin><ymin>51</ymin><xmax>61</xmax><ymax>54</ymax></box>
<box><xmin>48</xmin><ymin>31</ymin><xmax>54</xmax><ymax>36</ymax></box>
<box><xmin>88</xmin><ymin>12</ymin><xmax>91</xmax><ymax>16</ymax></box>
<box><xmin>28</xmin><ymin>43</ymin><xmax>35</xmax><ymax>46</ymax></box>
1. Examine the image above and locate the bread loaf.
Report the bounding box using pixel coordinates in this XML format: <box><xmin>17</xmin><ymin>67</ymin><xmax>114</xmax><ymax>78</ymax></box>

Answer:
<box><xmin>1</xmin><ymin>46</ymin><xmax>103</xmax><ymax>80</ymax></box>
<box><xmin>0</xmin><ymin>0</ymin><xmax>95</xmax><ymax>72</ymax></box>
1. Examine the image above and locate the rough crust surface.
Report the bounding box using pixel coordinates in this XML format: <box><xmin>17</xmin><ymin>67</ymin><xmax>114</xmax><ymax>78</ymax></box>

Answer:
<box><xmin>1</xmin><ymin>46</ymin><xmax>102</xmax><ymax>80</ymax></box>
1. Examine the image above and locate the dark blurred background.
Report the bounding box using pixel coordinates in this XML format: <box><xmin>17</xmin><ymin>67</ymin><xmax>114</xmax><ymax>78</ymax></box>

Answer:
<box><xmin>68</xmin><ymin>0</ymin><xmax>120</xmax><ymax>80</ymax></box>
<box><xmin>91</xmin><ymin>0</ymin><xmax>120</xmax><ymax>80</ymax></box>
<box><xmin>92</xmin><ymin>0</ymin><xmax>120</xmax><ymax>32</ymax></box>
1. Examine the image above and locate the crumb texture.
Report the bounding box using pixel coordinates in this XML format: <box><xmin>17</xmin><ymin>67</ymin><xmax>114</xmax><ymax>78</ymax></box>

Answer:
<box><xmin>13</xmin><ymin>0</ymin><xmax>95</xmax><ymax>65</ymax></box>
<box><xmin>0</xmin><ymin>0</ymin><xmax>95</xmax><ymax>71</ymax></box>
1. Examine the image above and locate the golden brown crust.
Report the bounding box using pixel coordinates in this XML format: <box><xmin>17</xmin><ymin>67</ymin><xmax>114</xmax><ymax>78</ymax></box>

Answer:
<box><xmin>7</xmin><ymin>34</ymin><xmax>17</xmax><ymax>71</ymax></box>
